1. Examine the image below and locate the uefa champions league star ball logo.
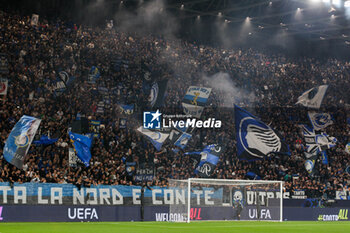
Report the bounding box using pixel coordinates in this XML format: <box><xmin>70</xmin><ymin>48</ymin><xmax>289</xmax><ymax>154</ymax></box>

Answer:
<box><xmin>15</xmin><ymin>133</ymin><xmax>30</xmax><ymax>147</ymax></box>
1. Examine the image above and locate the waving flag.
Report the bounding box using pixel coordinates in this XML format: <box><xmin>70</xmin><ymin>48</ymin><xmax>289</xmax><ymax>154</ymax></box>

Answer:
<box><xmin>308</xmin><ymin>112</ymin><xmax>333</xmax><ymax>131</ymax></box>
<box><xmin>302</xmin><ymin>124</ymin><xmax>320</xmax><ymax>174</ymax></box>
<box><xmin>320</xmin><ymin>151</ymin><xmax>328</xmax><ymax>165</ymax></box>
<box><xmin>88</xmin><ymin>66</ymin><xmax>100</xmax><ymax>83</ymax></box>
<box><xmin>136</xmin><ymin>127</ymin><xmax>169</xmax><ymax>151</ymax></box>
<box><xmin>69</xmin><ymin>132</ymin><xmax>93</xmax><ymax>167</ymax></box>
<box><xmin>149</xmin><ymin>80</ymin><xmax>168</xmax><ymax>109</ymax></box>
<box><xmin>296</xmin><ymin>85</ymin><xmax>328</xmax><ymax>109</ymax></box>
<box><xmin>182</xmin><ymin>86</ymin><xmax>211</xmax><ymax>118</ymax></box>
<box><xmin>3</xmin><ymin>115</ymin><xmax>41</xmax><ymax>169</ymax></box>
<box><xmin>305</xmin><ymin>158</ymin><xmax>316</xmax><ymax>174</ymax></box>
<box><xmin>33</xmin><ymin>135</ymin><xmax>58</xmax><ymax>145</ymax></box>
<box><xmin>30</xmin><ymin>14</ymin><xmax>39</xmax><ymax>26</ymax></box>
<box><xmin>141</xmin><ymin>61</ymin><xmax>154</xmax><ymax>82</ymax></box>
<box><xmin>174</xmin><ymin>132</ymin><xmax>192</xmax><ymax>150</ymax></box>
<box><xmin>235</xmin><ymin>105</ymin><xmax>290</xmax><ymax>160</ymax></box>
<box><xmin>301</xmin><ymin>124</ymin><xmax>320</xmax><ymax>157</ymax></box>
<box><xmin>345</xmin><ymin>143</ymin><xmax>350</xmax><ymax>154</ymax></box>
<box><xmin>119</xmin><ymin>118</ymin><xmax>127</xmax><ymax>129</ymax></box>
<box><xmin>302</xmin><ymin>124</ymin><xmax>337</xmax><ymax>152</ymax></box>
<box><xmin>316</xmin><ymin>133</ymin><xmax>337</xmax><ymax>150</ymax></box>
<box><xmin>185</xmin><ymin>144</ymin><xmax>224</xmax><ymax>177</ymax></box>
<box><xmin>119</xmin><ymin>104</ymin><xmax>134</xmax><ymax>115</ymax></box>
<box><xmin>126</xmin><ymin>162</ymin><xmax>136</xmax><ymax>177</ymax></box>
<box><xmin>168</xmin><ymin>128</ymin><xmax>192</xmax><ymax>150</ymax></box>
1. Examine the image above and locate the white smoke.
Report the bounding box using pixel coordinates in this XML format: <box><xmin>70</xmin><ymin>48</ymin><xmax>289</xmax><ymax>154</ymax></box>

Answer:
<box><xmin>114</xmin><ymin>0</ymin><xmax>178</xmax><ymax>37</ymax></box>
<box><xmin>202</xmin><ymin>72</ymin><xmax>256</xmax><ymax>107</ymax></box>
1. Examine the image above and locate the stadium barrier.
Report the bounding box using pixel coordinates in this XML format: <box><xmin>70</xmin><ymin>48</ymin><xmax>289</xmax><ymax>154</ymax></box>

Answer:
<box><xmin>0</xmin><ymin>205</ymin><xmax>349</xmax><ymax>222</ymax></box>
<box><xmin>0</xmin><ymin>182</ymin><xmax>349</xmax><ymax>222</ymax></box>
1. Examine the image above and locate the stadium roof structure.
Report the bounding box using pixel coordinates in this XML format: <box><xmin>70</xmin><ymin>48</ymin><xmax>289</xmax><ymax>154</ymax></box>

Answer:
<box><xmin>3</xmin><ymin>0</ymin><xmax>350</xmax><ymax>56</ymax></box>
<box><xmin>166</xmin><ymin>0</ymin><xmax>350</xmax><ymax>48</ymax></box>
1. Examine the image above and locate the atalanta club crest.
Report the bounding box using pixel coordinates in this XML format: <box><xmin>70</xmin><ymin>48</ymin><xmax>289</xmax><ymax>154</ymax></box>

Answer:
<box><xmin>15</xmin><ymin>133</ymin><xmax>30</xmax><ymax>147</ymax></box>
<box><xmin>149</xmin><ymin>82</ymin><xmax>159</xmax><ymax>107</ymax></box>
<box><xmin>239</xmin><ymin>117</ymin><xmax>282</xmax><ymax>159</ymax></box>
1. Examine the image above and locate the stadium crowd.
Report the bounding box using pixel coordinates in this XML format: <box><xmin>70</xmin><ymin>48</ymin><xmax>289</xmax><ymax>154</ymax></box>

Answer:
<box><xmin>0</xmin><ymin>11</ymin><xmax>349</xmax><ymax>199</ymax></box>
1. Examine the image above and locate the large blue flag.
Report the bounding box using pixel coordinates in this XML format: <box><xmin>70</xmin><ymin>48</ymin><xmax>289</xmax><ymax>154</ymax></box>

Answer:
<box><xmin>185</xmin><ymin>144</ymin><xmax>224</xmax><ymax>177</ymax></box>
<box><xmin>69</xmin><ymin>132</ymin><xmax>92</xmax><ymax>167</ymax></box>
<box><xmin>235</xmin><ymin>105</ymin><xmax>290</xmax><ymax>161</ymax></box>
<box><xmin>3</xmin><ymin>115</ymin><xmax>41</xmax><ymax>169</ymax></box>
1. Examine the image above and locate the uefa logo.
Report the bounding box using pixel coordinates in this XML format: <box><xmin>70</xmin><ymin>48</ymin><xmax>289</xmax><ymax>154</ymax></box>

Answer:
<box><xmin>143</xmin><ymin>110</ymin><xmax>162</xmax><ymax>129</ymax></box>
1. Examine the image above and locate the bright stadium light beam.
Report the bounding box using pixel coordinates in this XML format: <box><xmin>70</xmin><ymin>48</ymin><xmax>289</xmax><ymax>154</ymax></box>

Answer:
<box><xmin>238</xmin><ymin>16</ymin><xmax>253</xmax><ymax>42</ymax></box>
<box><xmin>345</xmin><ymin>1</ymin><xmax>350</xmax><ymax>19</ymax></box>
<box><xmin>332</xmin><ymin>0</ymin><xmax>341</xmax><ymax>8</ymax></box>
<box><xmin>345</xmin><ymin>1</ymin><xmax>350</xmax><ymax>7</ymax></box>
<box><xmin>244</xmin><ymin>17</ymin><xmax>252</xmax><ymax>27</ymax></box>
<box><xmin>295</xmin><ymin>8</ymin><xmax>302</xmax><ymax>20</ymax></box>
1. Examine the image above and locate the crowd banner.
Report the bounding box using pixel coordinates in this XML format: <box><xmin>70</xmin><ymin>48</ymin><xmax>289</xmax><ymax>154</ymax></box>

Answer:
<box><xmin>0</xmin><ymin>182</ymin><xmax>349</xmax><ymax>206</ymax></box>
<box><xmin>0</xmin><ymin>182</ymin><xmax>289</xmax><ymax>206</ymax></box>
<box><xmin>30</xmin><ymin>14</ymin><xmax>39</xmax><ymax>26</ymax></box>
<box><xmin>0</xmin><ymin>183</ymin><xmax>350</xmax><ymax>222</ymax></box>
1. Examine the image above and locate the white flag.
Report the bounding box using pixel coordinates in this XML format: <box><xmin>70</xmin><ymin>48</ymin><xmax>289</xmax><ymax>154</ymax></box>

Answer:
<box><xmin>182</xmin><ymin>86</ymin><xmax>211</xmax><ymax>118</ymax></box>
<box><xmin>31</xmin><ymin>14</ymin><xmax>39</xmax><ymax>26</ymax></box>
<box><xmin>136</xmin><ymin>127</ymin><xmax>169</xmax><ymax>151</ymax></box>
<box><xmin>296</xmin><ymin>85</ymin><xmax>328</xmax><ymax>109</ymax></box>
<box><xmin>308</xmin><ymin>112</ymin><xmax>333</xmax><ymax>131</ymax></box>
<box><xmin>68</xmin><ymin>148</ymin><xmax>78</xmax><ymax>167</ymax></box>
